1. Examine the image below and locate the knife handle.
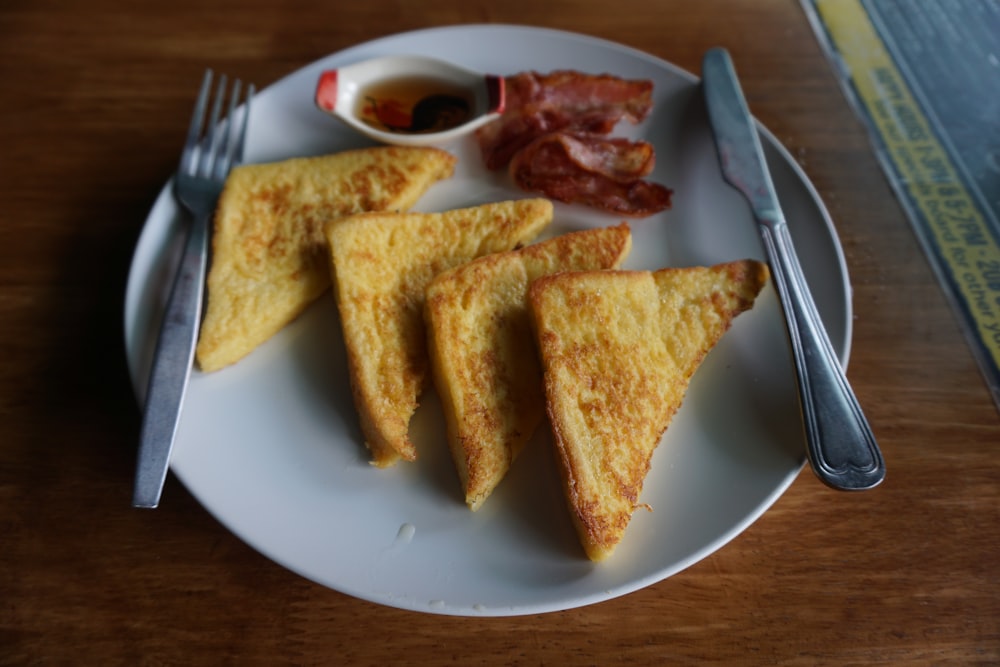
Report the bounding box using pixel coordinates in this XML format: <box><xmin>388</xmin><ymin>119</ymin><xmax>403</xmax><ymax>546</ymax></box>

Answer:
<box><xmin>131</xmin><ymin>210</ymin><xmax>209</xmax><ymax>508</ymax></box>
<box><xmin>761</xmin><ymin>221</ymin><xmax>885</xmax><ymax>490</ymax></box>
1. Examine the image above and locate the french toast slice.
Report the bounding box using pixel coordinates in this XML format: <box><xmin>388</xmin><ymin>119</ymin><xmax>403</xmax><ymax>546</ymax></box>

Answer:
<box><xmin>326</xmin><ymin>198</ymin><xmax>554</xmax><ymax>467</ymax></box>
<box><xmin>528</xmin><ymin>260</ymin><xmax>769</xmax><ymax>561</ymax></box>
<box><xmin>425</xmin><ymin>224</ymin><xmax>632</xmax><ymax>510</ymax></box>
<box><xmin>196</xmin><ymin>146</ymin><xmax>456</xmax><ymax>372</ymax></box>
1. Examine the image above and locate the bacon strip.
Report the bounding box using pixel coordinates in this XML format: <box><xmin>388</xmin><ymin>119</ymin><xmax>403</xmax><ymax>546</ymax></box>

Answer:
<box><xmin>510</xmin><ymin>132</ymin><xmax>672</xmax><ymax>217</ymax></box>
<box><xmin>476</xmin><ymin>71</ymin><xmax>654</xmax><ymax>170</ymax></box>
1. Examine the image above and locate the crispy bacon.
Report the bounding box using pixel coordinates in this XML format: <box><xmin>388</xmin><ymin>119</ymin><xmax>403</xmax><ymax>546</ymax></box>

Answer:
<box><xmin>476</xmin><ymin>71</ymin><xmax>654</xmax><ymax>170</ymax></box>
<box><xmin>518</xmin><ymin>132</ymin><xmax>656</xmax><ymax>182</ymax></box>
<box><xmin>510</xmin><ymin>132</ymin><xmax>672</xmax><ymax>217</ymax></box>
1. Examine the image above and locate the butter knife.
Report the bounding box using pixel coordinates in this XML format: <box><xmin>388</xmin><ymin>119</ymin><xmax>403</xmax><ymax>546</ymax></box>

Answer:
<box><xmin>702</xmin><ymin>47</ymin><xmax>885</xmax><ymax>490</ymax></box>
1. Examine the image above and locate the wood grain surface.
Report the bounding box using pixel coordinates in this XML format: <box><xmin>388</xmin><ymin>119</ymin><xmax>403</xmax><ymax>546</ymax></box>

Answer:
<box><xmin>2</xmin><ymin>0</ymin><xmax>997</xmax><ymax>664</ymax></box>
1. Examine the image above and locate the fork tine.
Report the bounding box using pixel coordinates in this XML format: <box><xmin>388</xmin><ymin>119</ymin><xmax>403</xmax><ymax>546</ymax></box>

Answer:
<box><xmin>201</xmin><ymin>74</ymin><xmax>228</xmax><ymax>178</ymax></box>
<box><xmin>215</xmin><ymin>82</ymin><xmax>255</xmax><ymax>180</ymax></box>
<box><xmin>180</xmin><ymin>69</ymin><xmax>213</xmax><ymax>176</ymax></box>
<box><xmin>213</xmin><ymin>79</ymin><xmax>242</xmax><ymax>180</ymax></box>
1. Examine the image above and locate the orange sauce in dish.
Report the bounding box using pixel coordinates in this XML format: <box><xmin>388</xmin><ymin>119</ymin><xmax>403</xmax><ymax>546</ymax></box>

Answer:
<box><xmin>356</xmin><ymin>76</ymin><xmax>473</xmax><ymax>134</ymax></box>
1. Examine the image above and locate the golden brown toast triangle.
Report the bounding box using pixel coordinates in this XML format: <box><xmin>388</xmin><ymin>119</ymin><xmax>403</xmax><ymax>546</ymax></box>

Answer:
<box><xmin>326</xmin><ymin>198</ymin><xmax>554</xmax><ymax>467</ymax></box>
<box><xmin>425</xmin><ymin>224</ymin><xmax>632</xmax><ymax>510</ymax></box>
<box><xmin>528</xmin><ymin>260</ymin><xmax>769</xmax><ymax>561</ymax></box>
<box><xmin>196</xmin><ymin>146</ymin><xmax>456</xmax><ymax>372</ymax></box>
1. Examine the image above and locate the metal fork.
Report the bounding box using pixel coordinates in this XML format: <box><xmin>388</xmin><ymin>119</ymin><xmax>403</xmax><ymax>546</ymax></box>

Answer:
<box><xmin>132</xmin><ymin>70</ymin><xmax>254</xmax><ymax>508</ymax></box>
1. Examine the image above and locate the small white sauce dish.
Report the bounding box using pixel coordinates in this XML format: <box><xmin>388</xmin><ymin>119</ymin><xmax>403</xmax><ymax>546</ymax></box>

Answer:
<box><xmin>315</xmin><ymin>55</ymin><xmax>505</xmax><ymax>146</ymax></box>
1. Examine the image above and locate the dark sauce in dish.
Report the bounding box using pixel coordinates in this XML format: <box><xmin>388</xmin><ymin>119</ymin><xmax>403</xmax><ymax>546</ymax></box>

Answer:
<box><xmin>356</xmin><ymin>76</ymin><xmax>473</xmax><ymax>134</ymax></box>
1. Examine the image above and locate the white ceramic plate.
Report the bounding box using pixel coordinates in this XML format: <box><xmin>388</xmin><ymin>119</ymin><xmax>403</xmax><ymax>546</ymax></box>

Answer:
<box><xmin>124</xmin><ymin>25</ymin><xmax>851</xmax><ymax>616</ymax></box>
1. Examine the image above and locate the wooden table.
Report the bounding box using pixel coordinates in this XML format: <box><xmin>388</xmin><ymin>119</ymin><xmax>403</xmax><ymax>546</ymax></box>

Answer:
<box><xmin>3</xmin><ymin>0</ymin><xmax>998</xmax><ymax>663</ymax></box>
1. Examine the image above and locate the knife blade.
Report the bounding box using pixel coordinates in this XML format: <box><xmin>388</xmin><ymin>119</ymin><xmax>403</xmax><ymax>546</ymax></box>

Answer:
<box><xmin>702</xmin><ymin>47</ymin><xmax>885</xmax><ymax>490</ymax></box>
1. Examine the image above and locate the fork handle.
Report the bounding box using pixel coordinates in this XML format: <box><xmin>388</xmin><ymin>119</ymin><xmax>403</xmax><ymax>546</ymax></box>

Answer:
<box><xmin>132</xmin><ymin>209</ymin><xmax>210</xmax><ymax>508</ymax></box>
<box><xmin>760</xmin><ymin>221</ymin><xmax>885</xmax><ymax>490</ymax></box>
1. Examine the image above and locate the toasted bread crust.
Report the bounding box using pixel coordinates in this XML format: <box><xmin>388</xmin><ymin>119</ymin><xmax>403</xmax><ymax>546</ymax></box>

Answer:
<box><xmin>425</xmin><ymin>224</ymin><xmax>632</xmax><ymax>509</ymax></box>
<box><xmin>327</xmin><ymin>198</ymin><xmax>554</xmax><ymax>467</ymax></box>
<box><xmin>528</xmin><ymin>260</ymin><xmax>769</xmax><ymax>560</ymax></box>
<box><xmin>196</xmin><ymin>147</ymin><xmax>456</xmax><ymax>372</ymax></box>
